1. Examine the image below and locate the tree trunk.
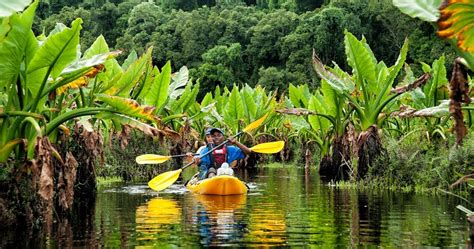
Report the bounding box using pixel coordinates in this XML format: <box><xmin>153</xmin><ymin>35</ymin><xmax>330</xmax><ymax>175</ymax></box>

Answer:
<box><xmin>356</xmin><ymin>125</ymin><xmax>386</xmax><ymax>179</ymax></box>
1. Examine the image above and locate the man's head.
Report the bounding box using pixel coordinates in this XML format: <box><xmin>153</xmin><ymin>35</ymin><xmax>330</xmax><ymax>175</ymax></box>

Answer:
<box><xmin>209</xmin><ymin>128</ymin><xmax>225</xmax><ymax>144</ymax></box>
<box><xmin>204</xmin><ymin>128</ymin><xmax>213</xmax><ymax>143</ymax></box>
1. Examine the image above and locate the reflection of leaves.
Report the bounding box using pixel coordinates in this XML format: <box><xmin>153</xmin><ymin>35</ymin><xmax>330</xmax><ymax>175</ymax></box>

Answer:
<box><xmin>438</xmin><ymin>1</ymin><xmax>474</xmax><ymax>52</ymax></box>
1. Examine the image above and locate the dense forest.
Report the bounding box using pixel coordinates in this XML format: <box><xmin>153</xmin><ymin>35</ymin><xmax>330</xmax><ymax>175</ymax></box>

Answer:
<box><xmin>36</xmin><ymin>0</ymin><xmax>455</xmax><ymax>97</ymax></box>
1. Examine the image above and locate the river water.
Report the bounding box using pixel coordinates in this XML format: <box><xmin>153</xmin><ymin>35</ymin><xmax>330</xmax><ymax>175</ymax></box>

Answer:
<box><xmin>2</xmin><ymin>166</ymin><xmax>472</xmax><ymax>247</ymax></box>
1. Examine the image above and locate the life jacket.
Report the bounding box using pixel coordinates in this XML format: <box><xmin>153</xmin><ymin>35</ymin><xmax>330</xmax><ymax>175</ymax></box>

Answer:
<box><xmin>211</xmin><ymin>145</ymin><xmax>227</xmax><ymax>168</ymax></box>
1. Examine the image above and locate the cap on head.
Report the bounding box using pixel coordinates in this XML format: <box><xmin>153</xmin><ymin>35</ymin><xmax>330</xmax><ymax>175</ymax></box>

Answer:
<box><xmin>209</xmin><ymin>128</ymin><xmax>225</xmax><ymax>135</ymax></box>
<box><xmin>205</xmin><ymin>128</ymin><xmax>213</xmax><ymax>135</ymax></box>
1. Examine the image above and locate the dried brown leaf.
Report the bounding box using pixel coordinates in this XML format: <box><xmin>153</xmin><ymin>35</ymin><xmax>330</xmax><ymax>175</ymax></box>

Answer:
<box><xmin>159</xmin><ymin>127</ymin><xmax>181</xmax><ymax>143</ymax></box>
<box><xmin>449</xmin><ymin>174</ymin><xmax>474</xmax><ymax>189</ymax></box>
<box><xmin>119</xmin><ymin>125</ymin><xmax>131</xmax><ymax>150</ymax></box>
<box><xmin>390</xmin><ymin>105</ymin><xmax>418</xmax><ymax>118</ymax></box>
<box><xmin>276</xmin><ymin>108</ymin><xmax>317</xmax><ymax>116</ymax></box>
<box><xmin>58</xmin><ymin>152</ymin><xmax>78</xmax><ymax>211</ymax></box>
<box><xmin>391</xmin><ymin>73</ymin><xmax>431</xmax><ymax>94</ymax></box>
<box><xmin>37</xmin><ymin>137</ymin><xmax>54</xmax><ymax>202</ymax></box>
<box><xmin>449</xmin><ymin>58</ymin><xmax>471</xmax><ymax>145</ymax></box>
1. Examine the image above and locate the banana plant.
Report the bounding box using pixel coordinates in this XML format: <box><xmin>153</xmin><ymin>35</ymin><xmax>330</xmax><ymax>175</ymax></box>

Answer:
<box><xmin>0</xmin><ymin>2</ymin><xmax>98</xmax><ymax>161</ymax></box>
<box><xmin>313</xmin><ymin>31</ymin><xmax>430</xmax><ymax>132</ymax></box>
<box><xmin>393</xmin><ymin>0</ymin><xmax>474</xmax><ymax>70</ymax></box>
<box><xmin>284</xmin><ymin>81</ymin><xmax>353</xmax><ymax>176</ymax></box>
<box><xmin>222</xmin><ymin>84</ymin><xmax>276</xmax><ymax>138</ymax></box>
<box><xmin>286</xmin><ymin>84</ymin><xmax>330</xmax><ymax>157</ymax></box>
<box><xmin>393</xmin><ymin>0</ymin><xmax>473</xmax><ymax>145</ymax></box>
<box><xmin>187</xmin><ymin>84</ymin><xmax>276</xmax><ymax>144</ymax></box>
<box><xmin>0</xmin><ymin>1</ymin><xmax>164</xmax><ymax>163</ymax></box>
<box><xmin>389</xmin><ymin>56</ymin><xmax>452</xmax><ymax>139</ymax></box>
<box><xmin>312</xmin><ymin>31</ymin><xmax>430</xmax><ymax>178</ymax></box>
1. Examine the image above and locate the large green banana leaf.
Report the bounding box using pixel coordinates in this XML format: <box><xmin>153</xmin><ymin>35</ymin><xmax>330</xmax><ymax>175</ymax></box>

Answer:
<box><xmin>392</xmin><ymin>0</ymin><xmax>442</xmax><ymax>22</ymax></box>
<box><xmin>168</xmin><ymin>66</ymin><xmax>188</xmax><ymax>100</ymax></box>
<box><xmin>0</xmin><ymin>0</ymin><xmax>34</xmax><ymax>18</ymax></box>
<box><xmin>144</xmin><ymin>62</ymin><xmax>171</xmax><ymax>110</ymax></box>
<box><xmin>108</xmin><ymin>47</ymin><xmax>152</xmax><ymax>97</ymax></box>
<box><xmin>224</xmin><ymin>85</ymin><xmax>245</xmax><ymax>131</ymax></box>
<box><xmin>345</xmin><ymin>31</ymin><xmax>376</xmax><ymax>93</ymax></box>
<box><xmin>83</xmin><ymin>35</ymin><xmax>123</xmax><ymax>85</ymax></box>
<box><xmin>27</xmin><ymin>18</ymin><xmax>82</xmax><ymax>111</ymax></box>
<box><xmin>0</xmin><ymin>1</ymin><xmax>37</xmax><ymax>91</ymax></box>
<box><xmin>241</xmin><ymin>84</ymin><xmax>257</xmax><ymax>123</ymax></box>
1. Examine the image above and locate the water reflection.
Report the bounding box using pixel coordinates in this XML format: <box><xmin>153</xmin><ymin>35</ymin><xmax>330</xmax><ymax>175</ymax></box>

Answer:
<box><xmin>246</xmin><ymin>202</ymin><xmax>287</xmax><ymax>246</ymax></box>
<box><xmin>191</xmin><ymin>194</ymin><xmax>247</xmax><ymax>246</ymax></box>
<box><xmin>1</xmin><ymin>167</ymin><xmax>470</xmax><ymax>247</ymax></box>
<box><xmin>135</xmin><ymin>197</ymin><xmax>182</xmax><ymax>241</ymax></box>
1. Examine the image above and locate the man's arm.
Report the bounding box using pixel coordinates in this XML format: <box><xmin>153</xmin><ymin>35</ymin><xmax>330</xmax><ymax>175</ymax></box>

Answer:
<box><xmin>228</xmin><ymin>136</ymin><xmax>252</xmax><ymax>155</ymax></box>
<box><xmin>196</xmin><ymin>147</ymin><xmax>213</xmax><ymax>167</ymax></box>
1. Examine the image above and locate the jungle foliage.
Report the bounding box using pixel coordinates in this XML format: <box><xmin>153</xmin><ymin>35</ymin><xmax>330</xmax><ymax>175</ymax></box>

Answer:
<box><xmin>0</xmin><ymin>0</ymin><xmax>473</xmax><ymax>231</ymax></box>
<box><xmin>36</xmin><ymin>0</ymin><xmax>456</xmax><ymax>97</ymax></box>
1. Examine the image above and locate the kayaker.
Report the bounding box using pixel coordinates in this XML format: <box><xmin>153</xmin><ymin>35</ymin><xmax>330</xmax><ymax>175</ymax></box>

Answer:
<box><xmin>197</xmin><ymin>127</ymin><xmax>214</xmax><ymax>154</ymax></box>
<box><xmin>194</xmin><ymin>128</ymin><xmax>251</xmax><ymax>179</ymax></box>
<box><xmin>185</xmin><ymin>128</ymin><xmax>214</xmax><ymax>166</ymax></box>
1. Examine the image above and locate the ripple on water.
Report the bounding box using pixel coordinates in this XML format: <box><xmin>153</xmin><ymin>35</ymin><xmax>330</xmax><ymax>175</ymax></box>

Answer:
<box><xmin>103</xmin><ymin>184</ymin><xmax>188</xmax><ymax>195</ymax></box>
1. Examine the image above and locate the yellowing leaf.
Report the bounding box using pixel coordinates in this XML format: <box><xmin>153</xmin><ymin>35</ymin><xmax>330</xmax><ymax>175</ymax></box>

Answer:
<box><xmin>56</xmin><ymin>77</ymin><xmax>87</xmax><ymax>94</ymax></box>
<box><xmin>56</xmin><ymin>65</ymin><xmax>104</xmax><ymax>94</ymax></box>
<box><xmin>437</xmin><ymin>1</ymin><xmax>474</xmax><ymax>52</ymax></box>
<box><xmin>97</xmin><ymin>94</ymin><xmax>156</xmax><ymax>122</ymax></box>
<box><xmin>105</xmin><ymin>86</ymin><xmax>119</xmax><ymax>95</ymax></box>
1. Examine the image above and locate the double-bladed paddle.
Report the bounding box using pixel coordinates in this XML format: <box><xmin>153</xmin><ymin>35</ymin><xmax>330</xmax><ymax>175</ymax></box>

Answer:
<box><xmin>147</xmin><ymin>113</ymin><xmax>272</xmax><ymax>191</ymax></box>
<box><xmin>136</xmin><ymin>153</ymin><xmax>194</xmax><ymax>164</ymax></box>
<box><xmin>136</xmin><ymin>141</ymin><xmax>284</xmax><ymax>164</ymax></box>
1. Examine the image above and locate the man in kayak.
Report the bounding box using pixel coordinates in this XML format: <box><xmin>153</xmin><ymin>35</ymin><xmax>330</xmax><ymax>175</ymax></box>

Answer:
<box><xmin>193</xmin><ymin>128</ymin><xmax>251</xmax><ymax>179</ymax></box>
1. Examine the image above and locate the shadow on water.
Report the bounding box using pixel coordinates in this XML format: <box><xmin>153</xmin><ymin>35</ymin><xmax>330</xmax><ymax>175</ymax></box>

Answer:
<box><xmin>1</xmin><ymin>166</ymin><xmax>471</xmax><ymax>247</ymax></box>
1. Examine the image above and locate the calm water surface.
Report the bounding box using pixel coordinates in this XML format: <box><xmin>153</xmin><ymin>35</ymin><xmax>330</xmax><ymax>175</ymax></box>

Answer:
<box><xmin>4</xmin><ymin>166</ymin><xmax>472</xmax><ymax>247</ymax></box>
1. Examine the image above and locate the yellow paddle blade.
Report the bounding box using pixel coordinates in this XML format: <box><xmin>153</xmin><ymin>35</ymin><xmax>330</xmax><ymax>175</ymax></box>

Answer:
<box><xmin>250</xmin><ymin>141</ymin><xmax>285</xmax><ymax>154</ymax></box>
<box><xmin>242</xmin><ymin>113</ymin><xmax>268</xmax><ymax>133</ymax></box>
<box><xmin>136</xmin><ymin>154</ymin><xmax>172</xmax><ymax>164</ymax></box>
<box><xmin>148</xmin><ymin>169</ymin><xmax>183</xmax><ymax>191</ymax></box>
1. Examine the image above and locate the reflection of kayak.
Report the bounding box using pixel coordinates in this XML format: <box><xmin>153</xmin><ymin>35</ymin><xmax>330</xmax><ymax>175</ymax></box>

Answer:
<box><xmin>186</xmin><ymin>175</ymin><xmax>248</xmax><ymax>195</ymax></box>
<box><xmin>136</xmin><ymin>198</ymin><xmax>181</xmax><ymax>225</ymax></box>
<box><xmin>135</xmin><ymin>198</ymin><xmax>181</xmax><ymax>237</ymax></box>
<box><xmin>195</xmin><ymin>194</ymin><xmax>247</xmax><ymax>211</ymax></box>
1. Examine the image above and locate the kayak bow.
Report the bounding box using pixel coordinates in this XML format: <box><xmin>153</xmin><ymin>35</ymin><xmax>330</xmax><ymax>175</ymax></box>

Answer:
<box><xmin>186</xmin><ymin>175</ymin><xmax>248</xmax><ymax>195</ymax></box>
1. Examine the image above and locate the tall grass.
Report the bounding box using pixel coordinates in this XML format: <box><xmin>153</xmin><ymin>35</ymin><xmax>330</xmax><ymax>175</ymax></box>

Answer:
<box><xmin>367</xmin><ymin>133</ymin><xmax>474</xmax><ymax>194</ymax></box>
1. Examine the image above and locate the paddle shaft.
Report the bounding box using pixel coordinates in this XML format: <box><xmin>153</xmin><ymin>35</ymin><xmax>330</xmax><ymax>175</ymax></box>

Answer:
<box><xmin>170</xmin><ymin>153</ymin><xmax>197</xmax><ymax>158</ymax></box>
<box><xmin>180</xmin><ymin>131</ymin><xmax>244</xmax><ymax>171</ymax></box>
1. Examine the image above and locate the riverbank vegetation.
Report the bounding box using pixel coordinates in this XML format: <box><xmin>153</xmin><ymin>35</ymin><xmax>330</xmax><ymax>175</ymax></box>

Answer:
<box><xmin>0</xmin><ymin>0</ymin><xmax>472</xmax><ymax>230</ymax></box>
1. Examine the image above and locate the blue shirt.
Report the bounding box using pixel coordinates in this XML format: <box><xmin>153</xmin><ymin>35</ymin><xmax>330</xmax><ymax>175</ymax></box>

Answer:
<box><xmin>199</xmin><ymin>145</ymin><xmax>245</xmax><ymax>168</ymax></box>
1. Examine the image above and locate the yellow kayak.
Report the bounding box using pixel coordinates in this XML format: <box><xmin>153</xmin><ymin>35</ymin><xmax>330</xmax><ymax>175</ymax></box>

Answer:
<box><xmin>186</xmin><ymin>175</ymin><xmax>248</xmax><ymax>195</ymax></box>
